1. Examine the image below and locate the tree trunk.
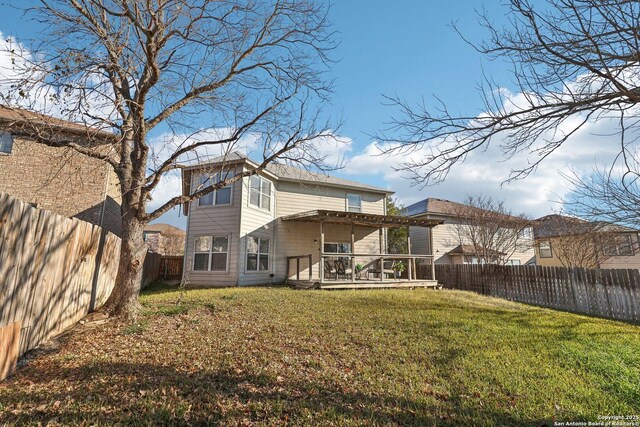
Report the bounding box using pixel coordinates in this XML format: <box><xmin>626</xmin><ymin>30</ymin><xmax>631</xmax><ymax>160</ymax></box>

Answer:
<box><xmin>102</xmin><ymin>213</ymin><xmax>148</xmax><ymax>319</ymax></box>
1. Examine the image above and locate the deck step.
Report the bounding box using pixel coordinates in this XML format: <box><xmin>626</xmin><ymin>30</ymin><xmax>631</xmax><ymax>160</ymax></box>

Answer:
<box><xmin>289</xmin><ymin>280</ymin><xmax>320</xmax><ymax>290</ymax></box>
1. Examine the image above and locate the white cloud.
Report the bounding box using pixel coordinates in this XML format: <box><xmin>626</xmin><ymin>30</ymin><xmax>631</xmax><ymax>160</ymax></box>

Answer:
<box><xmin>342</xmin><ymin>104</ymin><xmax>626</xmax><ymax>218</ymax></box>
<box><xmin>0</xmin><ymin>31</ymin><xmax>116</xmax><ymax>125</ymax></box>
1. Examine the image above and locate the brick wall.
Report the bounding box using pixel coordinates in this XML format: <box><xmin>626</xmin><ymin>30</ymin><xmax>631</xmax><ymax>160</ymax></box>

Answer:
<box><xmin>0</xmin><ymin>136</ymin><xmax>123</xmax><ymax>236</ymax></box>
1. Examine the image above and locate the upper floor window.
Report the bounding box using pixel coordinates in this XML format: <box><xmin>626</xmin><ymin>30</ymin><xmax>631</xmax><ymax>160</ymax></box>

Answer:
<box><xmin>538</xmin><ymin>241</ymin><xmax>552</xmax><ymax>258</ymax></box>
<box><xmin>346</xmin><ymin>194</ymin><xmax>361</xmax><ymax>213</ymax></box>
<box><xmin>519</xmin><ymin>227</ymin><xmax>533</xmax><ymax>239</ymax></box>
<box><xmin>195</xmin><ymin>172</ymin><xmax>232</xmax><ymax>207</ymax></box>
<box><xmin>605</xmin><ymin>234</ymin><xmax>635</xmax><ymax>256</ymax></box>
<box><xmin>249</xmin><ymin>175</ymin><xmax>271</xmax><ymax>211</ymax></box>
<box><xmin>193</xmin><ymin>235</ymin><xmax>229</xmax><ymax>271</ymax></box>
<box><xmin>0</xmin><ymin>132</ymin><xmax>14</xmax><ymax>154</ymax></box>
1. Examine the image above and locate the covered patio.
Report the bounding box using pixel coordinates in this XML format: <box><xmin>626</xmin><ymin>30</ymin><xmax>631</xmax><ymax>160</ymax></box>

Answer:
<box><xmin>281</xmin><ymin>209</ymin><xmax>445</xmax><ymax>289</ymax></box>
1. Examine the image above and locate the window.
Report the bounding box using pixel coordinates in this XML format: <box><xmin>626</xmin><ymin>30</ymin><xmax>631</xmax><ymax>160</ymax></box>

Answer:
<box><xmin>506</xmin><ymin>259</ymin><xmax>521</xmax><ymax>266</ymax></box>
<box><xmin>323</xmin><ymin>242</ymin><xmax>352</xmax><ymax>254</ymax></box>
<box><xmin>194</xmin><ymin>171</ymin><xmax>233</xmax><ymax>206</ymax></box>
<box><xmin>324</xmin><ymin>242</ymin><xmax>352</xmax><ymax>268</ymax></box>
<box><xmin>249</xmin><ymin>175</ymin><xmax>272</xmax><ymax>211</ymax></box>
<box><xmin>0</xmin><ymin>132</ymin><xmax>13</xmax><ymax>154</ymax></box>
<box><xmin>193</xmin><ymin>235</ymin><xmax>229</xmax><ymax>271</ymax></box>
<box><xmin>605</xmin><ymin>234</ymin><xmax>635</xmax><ymax>256</ymax></box>
<box><xmin>519</xmin><ymin>227</ymin><xmax>533</xmax><ymax>239</ymax></box>
<box><xmin>346</xmin><ymin>194</ymin><xmax>361</xmax><ymax>213</ymax></box>
<box><xmin>538</xmin><ymin>241</ymin><xmax>552</xmax><ymax>258</ymax></box>
<box><xmin>246</xmin><ymin>236</ymin><xmax>270</xmax><ymax>271</ymax></box>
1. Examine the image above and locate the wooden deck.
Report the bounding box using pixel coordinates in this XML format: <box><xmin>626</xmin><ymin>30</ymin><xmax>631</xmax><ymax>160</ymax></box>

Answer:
<box><xmin>289</xmin><ymin>279</ymin><xmax>440</xmax><ymax>290</ymax></box>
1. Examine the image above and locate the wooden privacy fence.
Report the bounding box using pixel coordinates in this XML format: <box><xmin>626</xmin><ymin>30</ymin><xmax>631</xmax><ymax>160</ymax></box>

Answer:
<box><xmin>0</xmin><ymin>193</ymin><xmax>121</xmax><ymax>368</ymax></box>
<box><xmin>160</xmin><ymin>255</ymin><xmax>183</xmax><ymax>280</ymax></box>
<box><xmin>433</xmin><ymin>264</ymin><xmax>640</xmax><ymax>323</ymax></box>
<box><xmin>141</xmin><ymin>252</ymin><xmax>162</xmax><ymax>289</ymax></box>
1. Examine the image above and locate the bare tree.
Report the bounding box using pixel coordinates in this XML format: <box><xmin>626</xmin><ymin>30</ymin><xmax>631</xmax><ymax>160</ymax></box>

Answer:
<box><xmin>562</xmin><ymin>163</ymin><xmax>640</xmax><ymax>230</ymax></box>
<box><xmin>0</xmin><ymin>0</ymin><xmax>337</xmax><ymax>318</ymax></box>
<box><xmin>448</xmin><ymin>196</ymin><xmax>532</xmax><ymax>266</ymax></box>
<box><xmin>161</xmin><ymin>229</ymin><xmax>185</xmax><ymax>256</ymax></box>
<box><xmin>378</xmin><ymin>0</ymin><xmax>640</xmax><ymax>186</ymax></box>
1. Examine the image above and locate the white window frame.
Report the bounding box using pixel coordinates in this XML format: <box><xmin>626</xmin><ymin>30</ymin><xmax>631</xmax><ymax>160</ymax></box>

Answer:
<box><xmin>538</xmin><ymin>241</ymin><xmax>553</xmax><ymax>258</ymax></box>
<box><xmin>246</xmin><ymin>236</ymin><xmax>270</xmax><ymax>272</ymax></box>
<box><xmin>346</xmin><ymin>194</ymin><xmax>361</xmax><ymax>213</ymax></box>
<box><xmin>248</xmin><ymin>175</ymin><xmax>272</xmax><ymax>211</ymax></box>
<box><xmin>506</xmin><ymin>259</ymin><xmax>521</xmax><ymax>266</ymax></box>
<box><xmin>192</xmin><ymin>234</ymin><xmax>230</xmax><ymax>272</ymax></box>
<box><xmin>193</xmin><ymin>171</ymin><xmax>234</xmax><ymax>207</ymax></box>
<box><xmin>0</xmin><ymin>132</ymin><xmax>14</xmax><ymax>154</ymax></box>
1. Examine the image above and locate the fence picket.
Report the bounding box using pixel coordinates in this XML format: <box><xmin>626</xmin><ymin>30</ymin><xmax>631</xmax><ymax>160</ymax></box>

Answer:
<box><xmin>0</xmin><ymin>193</ymin><xmax>131</xmax><ymax>372</ymax></box>
<box><xmin>435</xmin><ymin>263</ymin><xmax>640</xmax><ymax>323</ymax></box>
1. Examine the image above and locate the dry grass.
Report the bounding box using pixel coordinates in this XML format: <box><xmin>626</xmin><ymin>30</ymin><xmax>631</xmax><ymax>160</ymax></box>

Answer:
<box><xmin>1</xmin><ymin>283</ymin><xmax>639</xmax><ymax>426</ymax></box>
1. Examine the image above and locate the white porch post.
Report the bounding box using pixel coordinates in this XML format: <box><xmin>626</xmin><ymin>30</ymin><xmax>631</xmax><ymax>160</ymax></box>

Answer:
<box><xmin>429</xmin><ymin>226</ymin><xmax>436</xmax><ymax>281</ymax></box>
<box><xmin>379</xmin><ymin>227</ymin><xmax>384</xmax><ymax>281</ymax></box>
<box><xmin>351</xmin><ymin>223</ymin><xmax>356</xmax><ymax>282</ymax></box>
<box><xmin>406</xmin><ymin>226</ymin><xmax>413</xmax><ymax>281</ymax></box>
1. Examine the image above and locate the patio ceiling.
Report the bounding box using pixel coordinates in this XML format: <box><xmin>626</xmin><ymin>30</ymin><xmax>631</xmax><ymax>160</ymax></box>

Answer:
<box><xmin>281</xmin><ymin>210</ymin><xmax>445</xmax><ymax>228</ymax></box>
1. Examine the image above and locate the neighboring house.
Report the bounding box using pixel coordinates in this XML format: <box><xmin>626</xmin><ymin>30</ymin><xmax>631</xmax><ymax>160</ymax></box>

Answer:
<box><xmin>143</xmin><ymin>223</ymin><xmax>186</xmax><ymax>256</ymax></box>
<box><xmin>533</xmin><ymin>214</ymin><xmax>640</xmax><ymax>269</ymax></box>
<box><xmin>180</xmin><ymin>153</ymin><xmax>445</xmax><ymax>288</ymax></box>
<box><xmin>0</xmin><ymin>106</ymin><xmax>122</xmax><ymax>236</ymax></box>
<box><xmin>405</xmin><ymin>198</ymin><xmax>536</xmax><ymax>266</ymax></box>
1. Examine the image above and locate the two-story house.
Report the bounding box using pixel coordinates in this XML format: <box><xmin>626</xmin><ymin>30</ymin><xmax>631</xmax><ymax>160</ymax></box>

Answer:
<box><xmin>0</xmin><ymin>106</ymin><xmax>122</xmax><ymax>236</ymax></box>
<box><xmin>180</xmin><ymin>153</ymin><xmax>444</xmax><ymax>288</ymax></box>
<box><xmin>405</xmin><ymin>198</ymin><xmax>536</xmax><ymax>266</ymax></box>
<box><xmin>533</xmin><ymin>214</ymin><xmax>640</xmax><ymax>269</ymax></box>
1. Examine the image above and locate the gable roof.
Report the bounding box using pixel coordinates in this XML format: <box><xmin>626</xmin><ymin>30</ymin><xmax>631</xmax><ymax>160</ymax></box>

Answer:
<box><xmin>144</xmin><ymin>223</ymin><xmax>185</xmax><ymax>235</ymax></box>
<box><xmin>181</xmin><ymin>152</ymin><xmax>393</xmax><ymax>215</ymax></box>
<box><xmin>533</xmin><ymin>214</ymin><xmax>638</xmax><ymax>239</ymax></box>
<box><xmin>265</xmin><ymin>163</ymin><xmax>392</xmax><ymax>194</ymax></box>
<box><xmin>404</xmin><ymin>198</ymin><xmax>469</xmax><ymax>217</ymax></box>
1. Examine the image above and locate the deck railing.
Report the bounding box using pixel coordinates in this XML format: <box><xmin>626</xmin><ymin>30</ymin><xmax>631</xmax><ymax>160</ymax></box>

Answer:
<box><xmin>320</xmin><ymin>253</ymin><xmax>434</xmax><ymax>283</ymax></box>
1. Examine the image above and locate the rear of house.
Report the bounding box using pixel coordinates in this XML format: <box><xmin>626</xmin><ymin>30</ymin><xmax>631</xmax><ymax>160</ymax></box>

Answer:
<box><xmin>181</xmin><ymin>153</ymin><xmax>411</xmax><ymax>287</ymax></box>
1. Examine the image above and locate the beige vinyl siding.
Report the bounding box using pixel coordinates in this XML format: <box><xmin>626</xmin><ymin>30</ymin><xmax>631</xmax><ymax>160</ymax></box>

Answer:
<box><xmin>411</xmin><ymin>223</ymin><xmax>535</xmax><ymax>265</ymax></box>
<box><xmin>276</xmin><ymin>181</ymin><xmax>385</xmax><ymax>216</ymax></box>
<box><xmin>600</xmin><ymin>254</ymin><xmax>640</xmax><ymax>269</ymax></box>
<box><xmin>274</xmin><ymin>221</ymin><xmax>382</xmax><ymax>282</ymax></box>
<box><xmin>184</xmin><ymin>164</ymin><xmax>390</xmax><ymax>286</ymax></box>
<box><xmin>238</xmin><ymin>168</ymin><xmax>276</xmax><ymax>286</ymax></box>
<box><xmin>183</xmin><ymin>168</ymin><xmax>242</xmax><ymax>287</ymax></box>
<box><xmin>273</xmin><ymin>181</ymin><xmax>386</xmax><ymax>282</ymax></box>
<box><xmin>535</xmin><ymin>234</ymin><xmax>640</xmax><ymax>269</ymax></box>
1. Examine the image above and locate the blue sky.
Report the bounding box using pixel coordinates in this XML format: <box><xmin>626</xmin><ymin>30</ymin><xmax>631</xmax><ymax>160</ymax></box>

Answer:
<box><xmin>0</xmin><ymin>1</ymin><xmax>620</xmax><ymax>228</ymax></box>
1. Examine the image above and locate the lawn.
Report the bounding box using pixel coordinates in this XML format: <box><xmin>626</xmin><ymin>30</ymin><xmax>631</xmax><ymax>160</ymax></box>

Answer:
<box><xmin>1</xmin><ymin>284</ymin><xmax>639</xmax><ymax>426</ymax></box>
